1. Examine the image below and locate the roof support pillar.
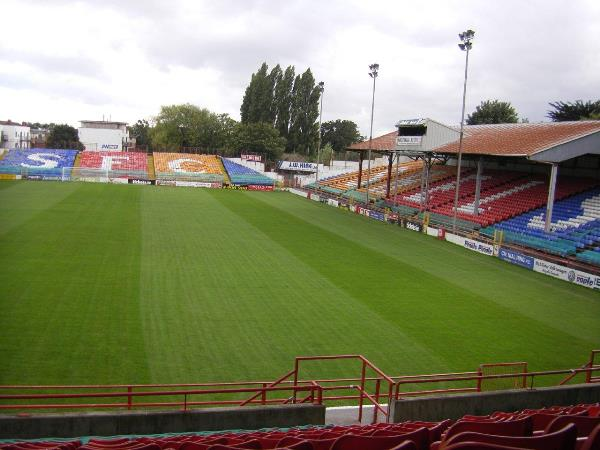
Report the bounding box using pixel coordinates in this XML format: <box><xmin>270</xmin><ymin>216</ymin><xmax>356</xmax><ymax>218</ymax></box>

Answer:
<box><xmin>419</xmin><ymin>159</ymin><xmax>426</xmax><ymax>211</ymax></box>
<box><xmin>473</xmin><ymin>157</ymin><xmax>484</xmax><ymax>215</ymax></box>
<box><xmin>393</xmin><ymin>152</ymin><xmax>400</xmax><ymax>206</ymax></box>
<box><xmin>544</xmin><ymin>163</ymin><xmax>558</xmax><ymax>233</ymax></box>
<box><xmin>386</xmin><ymin>153</ymin><xmax>393</xmax><ymax>198</ymax></box>
<box><xmin>424</xmin><ymin>156</ymin><xmax>431</xmax><ymax>209</ymax></box>
<box><xmin>357</xmin><ymin>153</ymin><xmax>363</xmax><ymax>189</ymax></box>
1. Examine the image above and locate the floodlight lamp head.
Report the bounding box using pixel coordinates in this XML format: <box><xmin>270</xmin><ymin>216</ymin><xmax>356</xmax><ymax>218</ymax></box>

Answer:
<box><xmin>458</xmin><ymin>43</ymin><xmax>466</xmax><ymax>50</ymax></box>
<box><xmin>368</xmin><ymin>63</ymin><xmax>379</xmax><ymax>78</ymax></box>
<box><xmin>317</xmin><ymin>81</ymin><xmax>325</xmax><ymax>90</ymax></box>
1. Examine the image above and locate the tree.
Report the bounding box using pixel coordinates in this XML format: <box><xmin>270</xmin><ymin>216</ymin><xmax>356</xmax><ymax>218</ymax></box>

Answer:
<box><xmin>230</xmin><ymin>122</ymin><xmax>286</xmax><ymax>162</ymax></box>
<box><xmin>321</xmin><ymin>119</ymin><xmax>363</xmax><ymax>153</ymax></box>
<box><xmin>547</xmin><ymin>100</ymin><xmax>600</xmax><ymax>121</ymax></box>
<box><xmin>466</xmin><ymin>100</ymin><xmax>519</xmax><ymax>125</ymax></box>
<box><xmin>274</xmin><ymin>65</ymin><xmax>295</xmax><ymax>140</ymax></box>
<box><xmin>46</xmin><ymin>124</ymin><xmax>84</xmax><ymax>150</ymax></box>
<box><xmin>288</xmin><ymin>68</ymin><xmax>321</xmax><ymax>154</ymax></box>
<box><xmin>150</xmin><ymin>104</ymin><xmax>236</xmax><ymax>152</ymax></box>
<box><xmin>240</xmin><ymin>63</ymin><xmax>321</xmax><ymax>154</ymax></box>
<box><xmin>240</xmin><ymin>63</ymin><xmax>273</xmax><ymax>124</ymax></box>
<box><xmin>129</xmin><ymin>119</ymin><xmax>152</xmax><ymax>148</ymax></box>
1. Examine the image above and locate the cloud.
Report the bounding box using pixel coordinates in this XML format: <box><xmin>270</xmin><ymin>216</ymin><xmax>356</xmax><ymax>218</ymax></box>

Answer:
<box><xmin>1</xmin><ymin>0</ymin><xmax>599</xmax><ymax>137</ymax></box>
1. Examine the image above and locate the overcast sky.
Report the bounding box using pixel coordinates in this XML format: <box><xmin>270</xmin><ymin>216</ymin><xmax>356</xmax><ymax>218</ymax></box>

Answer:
<box><xmin>1</xmin><ymin>0</ymin><xmax>599</xmax><ymax>137</ymax></box>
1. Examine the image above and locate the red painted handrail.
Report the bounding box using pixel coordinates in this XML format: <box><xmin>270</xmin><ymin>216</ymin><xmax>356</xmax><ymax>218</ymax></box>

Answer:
<box><xmin>1</xmin><ymin>351</ymin><xmax>598</xmax><ymax>423</ymax></box>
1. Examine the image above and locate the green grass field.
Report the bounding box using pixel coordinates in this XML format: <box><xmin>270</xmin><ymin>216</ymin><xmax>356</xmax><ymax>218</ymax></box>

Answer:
<box><xmin>1</xmin><ymin>181</ymin><xmax>599</xmax><ymax>389</ymax></box>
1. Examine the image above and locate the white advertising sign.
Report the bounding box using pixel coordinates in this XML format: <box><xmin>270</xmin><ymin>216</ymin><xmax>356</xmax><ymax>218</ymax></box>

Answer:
<box><xmin>533</xmin><ymin>259</ymin><xmax>600</xmax><ymax>290</ymax></box>
<box><xmin>327</xmin><ymin>199</ymin><xmax>339</xmax><ymax>207</ymax></box>
<box><xmin>289</xmin><ymin>188</ymin><xmax>308</xmax><ymax>198</ymax></box>
<box><xmin>445</xmin><ymin>233</ymin><xmax>494</xmax><ymax>256</ymax></box>
<box><xmin>278</xmin><ymin>161</ymin><xmax>317</xmax><ymax>172</ymax></box>
<box><xmin>426</xmin><ymin>226</ymin><xmax>438</xmax><ymax>237</ymax></box>
<box><xmin>175</xmin><ymin>181</ymin><xmax>213</xmax><ymax>188</ymax></box>
<box><xmin>396</xmin><ymin>136</ymin><xmax>422</xmax><ymax>146</ymax></box>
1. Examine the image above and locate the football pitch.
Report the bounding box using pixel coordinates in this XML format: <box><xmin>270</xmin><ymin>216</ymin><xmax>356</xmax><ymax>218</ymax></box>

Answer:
<box><xmin>1</xmin><ymin>181</ymin><xmax>599</xmax><ymax>388</ymax></box>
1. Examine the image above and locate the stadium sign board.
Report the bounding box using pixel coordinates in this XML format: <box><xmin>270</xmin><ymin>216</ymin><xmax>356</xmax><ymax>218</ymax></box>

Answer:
<box><xmin>277</xmin><ymin>161</ymin><xmax>317</xmax><ymax>172</ymax></box>
<box><xmin>396</xmin><ymin>136</ymin><xmax>422</xmax><ymax>146</ymax></box>
<box><xmin>368</xmin><ymin>210</ymin><xmax>385</xmax><ymax>221</ymax></box>
<box><xmin>445</xmin><ymin>233</ymin><xmax>495</xmax><ymax>256</ymax></box>
<box><xmin>533</xmin><ymin>259</ymin><xmax>600</xmax><ymax>290</ymax></box>
<box><xmin>247</xmin><ymin>185</ymin><xmax>274</xmax><ymax>191</ymax></box>
<box><xmin>128</xmin><ymin>178</ymin><xmax>156</xmax><ymax>185</ymax></box>
<box><xmin>405</xmin><ymin>220</ymin><xmax>423</xmax><ymax>232</ymax></box>
<box><xmin>174</xmin><ymin>181</ymin><xmax>220</xmax><ymax>188</ymax></box>
<box><xmin>498</xmin><ymin>247</ymin><xmax>534</xmax><ymax>270</ymax></box>
<box><xmin>241</xmin><ymin>154</ymin><xmax>262</xmax><ymax>162</ymax></box>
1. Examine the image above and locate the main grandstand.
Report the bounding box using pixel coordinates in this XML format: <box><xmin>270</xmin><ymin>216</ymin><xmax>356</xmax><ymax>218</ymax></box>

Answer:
<box><xmin>307</xmin><ymin>120</ymin><xmax>600</xmax><ymax>268</ymax></box>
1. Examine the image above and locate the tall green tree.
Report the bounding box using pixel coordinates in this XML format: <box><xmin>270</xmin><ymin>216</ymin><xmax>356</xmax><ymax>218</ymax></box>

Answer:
<box><xmin>547</xmin><ymin>100</ymin><xmax>600</xmax><ymax>121</ymax></box>
<box><xmin>151</xmin><ymin>104</ymin><xmax>236</xmax><ymax>151</ymax></box>
<box><xmin>46</xmin><ymin>124</ymin><xmax>84</xmax><ymax>150</ymax></box>
<box><xmin>240</xmin><ymin>63</ymin><xmax>321</xmax><ymax>154</ymax></box>
<box><xmin>230</xmin><ymin>122</ymin><xmax>286</xmax><ymax>162</ymax></box>
<box><xmin>240</xmin><ymin>63</ymin><xmax>273</xmax><ymax>124</ymax></box>
<box><xmin>321</xmin><ymin>119</ymin><xmax>363</xmax><ymax>152</ymax></box>
<box><xmin>267</xmin><ymin>64</ymin><xmax>283</xmax><ymax>124</ymax></box>
<box><xmin>274</xmin><ymin>65</ymin><xmax>295</xmax><ymax>140</ymax></box>
<box><xmin>288</xmin><ymin>68</ymin><xmax>321</xmax><ymax>154</ymax></box>
<box><xmin>466</xmin><ymin>100</ymin><xmax>519</xmax><ymax>125</ymax></box>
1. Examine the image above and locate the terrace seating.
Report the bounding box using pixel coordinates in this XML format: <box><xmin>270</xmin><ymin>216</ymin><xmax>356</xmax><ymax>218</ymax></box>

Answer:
<box><xmin>432</xmin><ymin>175</ymin><xmax>597</xmax><ymax>229</ymax></box>
<box><xmin>312</xmin><ymin>161</ymin><xmax>429</xmax><ymax>200</ymax></box>
<box><xmin>153</xmin><ymin>153</ymin><xmax>225</xmax><ymax>184</ymax></box>
<box><xmin>391</xmin><ymin>169</ymin><xmax>526</xmax><ymax>211</ymax></box>
<box><xmin>221</xmin><ymin>158</ymin><xmax>274</xmax><ymax>186</ymax></box>
<box><xmin>481</xmin><ymin>186</ymin><xmax>600</xmax><ymax>260</ymax></box>
<box><xmin>0</xmin><ymin>148</ymin><xmax>78</xmax><ymax>178</ymax></box>
<box><xmin>78</xmin><ymin>151</ymin><xmax>148</xmax><ymax>179</ymax></box>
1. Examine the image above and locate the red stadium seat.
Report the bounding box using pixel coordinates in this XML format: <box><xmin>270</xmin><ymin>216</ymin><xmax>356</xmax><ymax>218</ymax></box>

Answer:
<box><xmin>330</xmin><ymin>428</ymin><xmax>429</xmax><ymax>450</ymax></box>
<box><xmin>441</xmin><ymin>423</ymin><xmax>577</xmax><ymax>450</ymax></box>
<box><xmin>545</xmin><ymin>415</ymin><xmax>600</xmax><ymax>438</ymax></box>
<box><xmin>581</xmin><ymin>424</ymin><xmax>600</xmax><ymax>450</ymax></box>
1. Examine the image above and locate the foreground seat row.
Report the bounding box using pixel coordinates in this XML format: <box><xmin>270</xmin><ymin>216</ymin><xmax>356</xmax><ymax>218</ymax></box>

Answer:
<box><xmin>1</xmin><ymin>403</ymin><xmax>599</xmax><ymax>450</ymax></box>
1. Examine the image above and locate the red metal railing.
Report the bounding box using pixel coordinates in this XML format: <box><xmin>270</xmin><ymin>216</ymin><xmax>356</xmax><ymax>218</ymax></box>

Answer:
<box><xmin>1</xmin><ymin>351</ymin><xmax>599</xmax><ymax>423</ymax></box>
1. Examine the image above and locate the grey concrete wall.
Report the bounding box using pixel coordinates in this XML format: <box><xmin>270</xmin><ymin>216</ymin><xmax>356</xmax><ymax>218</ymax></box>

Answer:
<box><xmin>390</xmin><ymin>383</ymin><xmax>600</xmax><ymax>422</ymax></box>
<box><xmin>0</xmin><ymin>404</ymin><xmax>325</xmax><ymax>440</ymax></box>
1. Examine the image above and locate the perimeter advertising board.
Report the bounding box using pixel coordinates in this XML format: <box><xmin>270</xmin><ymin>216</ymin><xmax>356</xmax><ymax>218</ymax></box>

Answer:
<box><xmin>368</xmin><ymin>210</ymin><xmax>385</xmax><ymax>221</ymax></box>
<box><xmin>247</xmin><ymin>185</ymin><xmax>274</xmax><ymax>191</ymax></box>
<box><xmin>533</xmin><ymin>259</ymin><xmax>600</xmax><ymax>290</ymax></box>
<box><xmin>288</xmin><ymin>188</ymin><xmax>308</xmax><ymax>198</ymax></box>
<box><xmin>445</xmin><ymin>233</ymin><xmax>495</xmax><ymax>256</ymax></box>
<box><xmin>405</xmin><ymin>220</ymin><xmax>423</xmax><ymax>233</ymax></box>
<box><xmin>128</xmin><ymin>178</ymin><xmax>156</xmax><ymax>185</ymax></box>
<box><xmin>498</xmin><ymin>247</ymin><xmax>534</xmax><ymax>270</ymax></box>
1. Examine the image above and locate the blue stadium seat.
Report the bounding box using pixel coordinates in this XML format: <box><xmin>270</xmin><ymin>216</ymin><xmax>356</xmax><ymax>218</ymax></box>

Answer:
<box><xmin>0</xmin><ymin>148</ymin><xmax>78</xmax><ymax>178</ymax></box>
<box><xmin>221</xmin><ymin>158</ymin><xmax>274</xmax><ymax>186</ymax></box>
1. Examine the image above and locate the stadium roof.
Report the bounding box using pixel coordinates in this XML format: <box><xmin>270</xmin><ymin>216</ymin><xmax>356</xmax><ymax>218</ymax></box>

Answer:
<box><xmin>347</xmin><ymin>121</ymin><xmax>600</xmax><ymax>163</ymax></box>
<box><xmin>346</xmin><ymin>131</ymin><xmax>398</xmax><ymax>152</ymax></box>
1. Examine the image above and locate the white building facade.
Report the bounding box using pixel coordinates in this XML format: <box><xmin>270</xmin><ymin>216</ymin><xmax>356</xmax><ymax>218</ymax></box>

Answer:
<box><xmin>78</xmin><ymin>120</ymin><xmax>129</xmax><ymax>151</ymax></box>
<box><xmin>0</xmin><ymin>121</ymin><xmax>31</xmax><ymax>149</ymax></box>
